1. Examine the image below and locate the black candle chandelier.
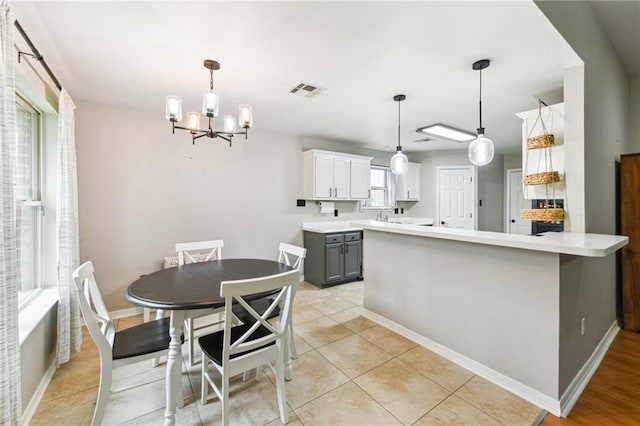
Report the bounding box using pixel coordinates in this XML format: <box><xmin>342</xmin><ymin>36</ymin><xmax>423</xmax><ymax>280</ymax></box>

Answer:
<box><xmin>165</xmin><ymin>59</ymin><xmax>253</xmax><ymax>145</ymax></box>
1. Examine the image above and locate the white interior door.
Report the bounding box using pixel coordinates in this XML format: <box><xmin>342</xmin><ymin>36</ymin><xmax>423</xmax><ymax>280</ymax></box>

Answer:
<box><xmin>506</xmin><ymin>169</ymin><xmax>530</xmax><ymax>235</ymax></box>
<box><xmin>438</xmin><ymin>167</ymin><xmax>474</xmax><ymax>229</ymax></box>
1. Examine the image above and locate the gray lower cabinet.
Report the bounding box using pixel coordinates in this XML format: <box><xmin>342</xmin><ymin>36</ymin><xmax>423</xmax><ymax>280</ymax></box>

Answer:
<box><xmin>304</xmin><ymin>231</ymin><xmax>363</xmax><ymax>288</ymax></box>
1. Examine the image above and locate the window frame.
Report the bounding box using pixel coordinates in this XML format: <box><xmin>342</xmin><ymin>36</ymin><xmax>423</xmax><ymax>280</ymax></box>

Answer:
<box><xmin>15</xmin><ymin>92</ymin><xmax>44</xmax><ymax>309</ymax></box>
<box><xmin>360</xmin><ymin>165</ymin><xmax>395</xmax><ymax>210</ymax></box>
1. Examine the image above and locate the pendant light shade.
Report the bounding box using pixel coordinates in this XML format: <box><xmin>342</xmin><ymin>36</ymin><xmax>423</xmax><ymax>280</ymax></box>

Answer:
<box><xmin>390</xmin><ymin>150</ymin><xmax>408</xmax><ymax>175</ymax></box>
<box><xmin>469</xmin><ymin>59</ymin><xmax>494</xmax><ymax>167</ymax></box>
<box><xmin>390</xmin><ymin>94</ymin><xmax>408</xmax><ymax>175</ymax></box>
<box><xmin>468</xmin><ymin>132</ymin><xmax>494</xmax><ymax>166</ymax></box>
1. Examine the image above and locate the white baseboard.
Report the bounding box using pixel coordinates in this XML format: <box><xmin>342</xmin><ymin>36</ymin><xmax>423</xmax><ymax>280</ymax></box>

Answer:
<box><xmin>362</xmin><ymin>310</ymin><xmax>619</xmax><ymax>417</ymax></box>
<box><xmin>21</xmin><ymin>354</ymin><xmax>57</xmax><ymax>425</ymax></box>
<box><xmin>559</xmin><ymin>320</ymin><xmax>619</xmax><ymax>417</ymax></box>
<box><xmin>109</xmin><ymin>306</ymin><xmax>143</xmax><ymax>319</ymax></box>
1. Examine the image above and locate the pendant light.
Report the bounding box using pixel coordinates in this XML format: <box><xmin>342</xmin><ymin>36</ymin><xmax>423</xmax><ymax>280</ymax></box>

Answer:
<box><xmin>390</xmin><ymin>94</ymin><xmax>408</xmax><ymax>175</ymax></box>
<box><xmin>468</xmin><ymin>59</ymin><xmax>494</xmax><ymax>166</ymax></box>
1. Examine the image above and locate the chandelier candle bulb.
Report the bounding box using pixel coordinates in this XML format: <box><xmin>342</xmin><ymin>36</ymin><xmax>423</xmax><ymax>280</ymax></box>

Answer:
<box><xmin>223</xmin><ymin>115</ymin><xmax>237</xmax><ymax>133</ymax></box>
<box><xmin>165</xmin><ymin>96</ymin><xmax>182</xmax><ymax>121</ymax></box>
<box><xmin>239</xmin><ymin>104</ymin><xmax>253</xmax><ymax>128</ymax></box>
<box><xmin>202</xmin><ymin>90</ymin><xmax>219</xmax><ymax>117</ymax></box>
<box><xmin>186</xmin><ymin>112</ymin><xmax>200</xmax><ymax>132</ymax></box>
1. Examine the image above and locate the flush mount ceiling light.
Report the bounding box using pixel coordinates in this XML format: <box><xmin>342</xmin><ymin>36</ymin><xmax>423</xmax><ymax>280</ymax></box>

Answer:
<box><xmin>468</xmin><ymin>59</ymin><xmax>494</xmax><ymax>166</ymax></box>
<box><xmin>390</xmin><ymin>94</ymin><xmax>409</xmax><ymax>175</ymax></box>
<box><xmin>165</xmin><ymin>59</ymin><xmax>253</xmax><ymax>145</ymax></box>
<box><xmin>416</xmin><ymin>123</ymin><xmax>476</xmax><ymax>143</ymax></box>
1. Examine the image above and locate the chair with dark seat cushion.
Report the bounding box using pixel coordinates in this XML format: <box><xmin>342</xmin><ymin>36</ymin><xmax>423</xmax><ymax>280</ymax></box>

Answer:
<box><xmin>73</xmin><ymin>261</ymin><xmax>184</xmax><ymax>426</ymax></box>
<box><xmin>199</xmin><ymin>269</ymin><xmax>299</xmax><ymax>426</ymax></box>
<box><xmin>232</xmin><ymin>243</ymin><xmax>306</xmax><ymax>380</ymax></box>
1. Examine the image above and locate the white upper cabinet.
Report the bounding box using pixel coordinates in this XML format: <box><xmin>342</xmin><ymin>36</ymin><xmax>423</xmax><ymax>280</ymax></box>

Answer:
<box><xmin>395</xmin><ymin>162</ymin><xmax>421</xmax><ymax>201</ymax></box>
<box><xmin>350</xmin><ymin>158</ymin><xmax>371</xmax><ymax>199</ymax></box>
<box><xmin>332</xmin><ymin>156</ymin><xmax>351</xmax><ymax>199</ymax></box>
<box><xmin>303</xmin><ymin>150</ymin><xmax>372</xmax><ymax>201</ymax></box>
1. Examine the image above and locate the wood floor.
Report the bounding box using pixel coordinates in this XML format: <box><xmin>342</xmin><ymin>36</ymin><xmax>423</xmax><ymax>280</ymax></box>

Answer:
<box><xmin>542</xmin><ymin>329</ymin><xmax>640</xmax><ymax>426</ymax></box>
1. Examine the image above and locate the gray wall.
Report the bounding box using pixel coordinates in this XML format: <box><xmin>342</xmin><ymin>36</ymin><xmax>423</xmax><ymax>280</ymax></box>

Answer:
<box><xmin>503</xmin><ymin>152</ymin><xmax>522</xmax><ymax>171</ymax></box>
<box><xmin>20</xmin><ymin>306</ymin><xmax>57</xmax><ymax>410</ymax></box>
<box><xmin>477</xmin><ymin>155</ymin><xmax>504</xmax><ymax>232</ymax></box>
<box><xmin>536</xmin><ymin>0</ymin><xmax>630</xmax><ymax>398</ymax></box>
<box><xmin>364</xmin><ymin>230</ymin><xmax>561</xmax><ymax>399</ymax></box>
<box><xmin>630</xmin><ymin>75</ymin><xmax>640</xmax><ymax>154</ymax></box>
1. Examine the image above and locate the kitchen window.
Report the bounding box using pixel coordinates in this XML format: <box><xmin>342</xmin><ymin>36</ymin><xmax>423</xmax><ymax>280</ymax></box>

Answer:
<box><xmin>361</xmin><ymin>166</ymin><xmax>394</xmax><ymax>210</ymax></box>
<box><xmin>16</xmin><ymin>94</ymin><xmax>43</xmax><ymax>307</ymax></box>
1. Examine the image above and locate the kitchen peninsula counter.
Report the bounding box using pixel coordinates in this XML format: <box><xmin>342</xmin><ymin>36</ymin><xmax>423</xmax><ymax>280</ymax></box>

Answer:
<box><xmin>351</xmin><ymin>220</ymin><xmax>627</xmax><ymax>257</ymax></box>
<box><xmin>354</xmin><ymin>221</ymin><xmax>627</xmax><ymax>417</ymax></box>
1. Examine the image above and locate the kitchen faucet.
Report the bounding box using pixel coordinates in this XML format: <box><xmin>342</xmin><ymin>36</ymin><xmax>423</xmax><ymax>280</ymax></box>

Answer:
<box><xmin>376</xmin><ymin>210</ymin><xmax>389</xmax><ymax>222</ymax></box>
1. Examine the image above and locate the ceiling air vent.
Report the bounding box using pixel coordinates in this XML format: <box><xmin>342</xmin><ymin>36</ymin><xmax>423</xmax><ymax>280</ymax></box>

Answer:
<box><xmin>290</xmin><ymin>81</ymin><xmax>326</xmax><ymax>98</ymax></box>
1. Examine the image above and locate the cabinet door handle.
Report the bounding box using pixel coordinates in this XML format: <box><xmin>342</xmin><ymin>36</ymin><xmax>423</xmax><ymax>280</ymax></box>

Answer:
<box><xmin>340</xmin><ymin>244</ymin><xmax>343</xmax><ymax>254</ymax></box>
<box><xmin>511</xmin><ymin>219</ymin><xmax>516</xmax><ymax>223</ymax></box>
<box><xmin>334</xmin><ymin>187</ymin><xmax>338</xmax><ymax>197</ymax></box>
<box><xmin>346</xmin><ymin>244</ymin><xmax>349</xmax><ymax>253</ymax></box>
<box><xmin>407</xmin><ymin>190</ymin><xmax>410</xmax><ymax>199</ymax></box>
<box><xmin>329</xmin><ymin>187</ymin><xmax>332</xmax><ymax>198</ymax></box>
<box><xmin>368</xmin><ymin>189</ymin><xmax>371</xmax><ymax>198</ymax></box>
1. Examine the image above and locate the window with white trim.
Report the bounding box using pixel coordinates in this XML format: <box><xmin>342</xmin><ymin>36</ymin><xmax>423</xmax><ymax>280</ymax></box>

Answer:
<box><xmin>16</xmin><ymin>94</ymin><xmax>43</xmax><ymax>307</ymax></box>
<box><xmin>360</xmin><ymin>166</ymin><xmax>395</xmax><ymax>209</ymax></box>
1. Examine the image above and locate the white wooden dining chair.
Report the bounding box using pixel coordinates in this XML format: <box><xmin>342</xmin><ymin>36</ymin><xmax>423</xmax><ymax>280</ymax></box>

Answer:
<box><xmin>234</xmin><ymin>243</ymin><xmax>306</xmax><ymax>381</ymax></box>
<box><xmin>199</xmin><ymin>269</ymin><xmax>299</xmax><ymax>426</ymax></box>
<box><xmin>175</xmin><ymin>239</ymin><xmax>225</xmax><ymax>367</ymax></box>
<box><xmin>73</xmin><ymin>261</ymin><xmax>183</xmax><ymax>426</ymax></box>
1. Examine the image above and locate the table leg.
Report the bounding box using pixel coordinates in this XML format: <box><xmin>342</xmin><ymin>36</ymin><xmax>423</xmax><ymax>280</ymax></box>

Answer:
<box><xmin>164</xmin><ymin>310</ymin><xmax>186</xmax><ymax>426</ymax></box>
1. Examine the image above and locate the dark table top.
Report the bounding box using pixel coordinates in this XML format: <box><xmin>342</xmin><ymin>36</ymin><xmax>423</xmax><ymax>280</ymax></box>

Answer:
<box><xmin>126</xmin><ymin>258</ymin><xmax>292</xmax><ymax>310</ymax></box>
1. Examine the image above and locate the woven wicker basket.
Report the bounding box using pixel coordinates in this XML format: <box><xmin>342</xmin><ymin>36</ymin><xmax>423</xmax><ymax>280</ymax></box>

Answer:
<box><xmin>521</xmin><ymin>208</ymin><xmax>565</xmax><ymax>221</ymax></box>
<box><xmin>523</xmin><ymin>171</ymin><xmax>560</xmax><ymax>186</ymax></box>
<box><xmin>526</xmin><ymin>134</ymin><xmax>555</xmax><ymax>149</ymax></box>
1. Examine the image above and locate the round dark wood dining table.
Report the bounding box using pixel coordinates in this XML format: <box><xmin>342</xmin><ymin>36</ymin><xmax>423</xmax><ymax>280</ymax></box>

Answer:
<box><xmin>126</xmin><ymin>258</ymin><xmax>293</xmax><ymax>426</ymax></box>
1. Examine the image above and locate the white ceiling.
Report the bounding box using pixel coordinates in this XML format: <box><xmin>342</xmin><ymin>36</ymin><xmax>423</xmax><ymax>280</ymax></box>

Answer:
<box><xmin>11</xmin><ymin>1</ymin><xmax>584</xmax><ymax>155</ymax></box>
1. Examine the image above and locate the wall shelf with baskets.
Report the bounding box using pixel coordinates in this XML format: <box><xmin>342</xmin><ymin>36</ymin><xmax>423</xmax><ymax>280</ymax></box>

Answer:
<box><xmin>516</xmin><ymin>102</ymin><xmax>565</xmax><ymax>221</ymax></box>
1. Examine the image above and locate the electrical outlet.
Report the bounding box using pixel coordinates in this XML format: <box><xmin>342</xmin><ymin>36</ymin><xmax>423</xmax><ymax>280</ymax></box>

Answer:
<box><xmin>581</xmin><ymin>317</ymin><xmax>586</xmax><ymax>336</ymax></box>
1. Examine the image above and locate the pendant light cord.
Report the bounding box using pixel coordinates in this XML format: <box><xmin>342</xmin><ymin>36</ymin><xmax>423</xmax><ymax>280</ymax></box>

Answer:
<box><xmin>397</xmin><ymin>99</ymin><xmax>402</xmax><ymax>150</ymax></box>
<box><xmin>478</xmin><ymin>67</ymin><xmax>483</xmax><ymax>133</ymax></box>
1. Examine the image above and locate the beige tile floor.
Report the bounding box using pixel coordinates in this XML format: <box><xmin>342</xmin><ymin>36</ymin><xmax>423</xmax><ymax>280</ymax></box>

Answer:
<box><xmin>31</xmin><ymin>281</ymin><xmax>543</xmax><ymax>425</ymax></box>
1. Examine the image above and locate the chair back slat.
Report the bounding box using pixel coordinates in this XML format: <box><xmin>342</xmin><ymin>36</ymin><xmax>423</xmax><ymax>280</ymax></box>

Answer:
<box><xmin>221</xmin><ymin>270</ymin><xmax>298</xmax><ymax>358</ymax></box>
<box><xmin>72</xmin><ymin>261</ymin><xmax>116</xmax><ymax>352</ymax></box>
<box><xmin>176</xmin><ymin>239</ymin><xmax>224</xmax><ymax>266</ymax></box>
<box><xmin>278</xmin><ymin>243</ymin><xmax>306</xmax><ymax>271</ymax></box>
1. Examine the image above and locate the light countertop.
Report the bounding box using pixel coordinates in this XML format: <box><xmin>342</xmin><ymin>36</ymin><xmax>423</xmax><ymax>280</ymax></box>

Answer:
<box><xmin>302</xmin><ymin>217</ymin><xmax>433</xmax><ymax>234</ymax></box>
<box><xmin>351</xmin><ymin>220</ymin><xmax>628</xmax><ymax>257</ymax></box>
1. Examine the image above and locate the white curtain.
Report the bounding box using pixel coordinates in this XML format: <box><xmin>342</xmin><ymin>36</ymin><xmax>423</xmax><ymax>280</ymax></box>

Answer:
<box><xmin>56</xmin><ymin>89</ymin><xmax>81</xmax><ymax>365</ymax></box>
<box><xmin>0</xmin><ymin>2</ymin><xmax>21</xmax><ymax>423</ymax></box>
